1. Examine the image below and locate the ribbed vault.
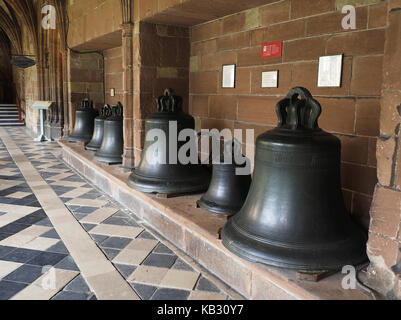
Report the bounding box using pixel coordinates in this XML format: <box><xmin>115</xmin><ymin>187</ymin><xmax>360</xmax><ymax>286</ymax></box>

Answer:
<box><xmin>3</xmin><ymin>0</ymin><xmax>39</xmax><ymax>54</ymax></box>
<box><xmin>0</xmin><ymin>2</ymin><xmax>22</xmax><ymax>54</ymax></box>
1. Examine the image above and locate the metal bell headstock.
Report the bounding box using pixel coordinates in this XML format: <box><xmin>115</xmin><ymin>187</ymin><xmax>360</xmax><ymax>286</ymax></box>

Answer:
<box><xmin>157</xmin><ymin>88</ymin><xmax>183</xmax><ymax>113</ymax></box>
<box><xmin>106</xmin><ymin>102</ymin><xmax>124</xmax><ymax>120</ymax></box>
<box><xmin>101</xmin><ymin>104</ymin><xmax>112</xmax><ymax>118</ymax></box>
<box><xmin>113</xmin><ymin>102</ymin><xmax>123</xmax><ymax>118</ymax></box>
<box><xmin>81</xmin><ymin>98</ymin><xmax>93</xmax><ymax>110</ymax></box>
<box><xmin>276</xmin><ymin>87</ymin><xmax>322</xmax><ymax>131</ymax></box>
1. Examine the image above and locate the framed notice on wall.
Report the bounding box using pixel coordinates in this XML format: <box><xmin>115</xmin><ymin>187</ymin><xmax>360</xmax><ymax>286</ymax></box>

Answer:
<box><xmin>261</xmin><ymin>41</ymin><xmax>282</xmax><ymax>59</ymax></box>
<box><xmin>317</xmin><ymin>55</ymin><xmax>343</xmax><ymax>87</ymax></box>
<box><xmin>261</xmin><ymin>71</ymin><xmax>279</xmax><ymax>88</ymax></box>
<box><xmin>222</xmin><ymin>64</ymin><xmax>236</xmax><ymax>89</ymax></box>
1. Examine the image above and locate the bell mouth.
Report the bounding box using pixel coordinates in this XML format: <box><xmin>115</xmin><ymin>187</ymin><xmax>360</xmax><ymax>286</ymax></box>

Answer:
<box><xmin>197</xmin><ymin>198</ymin><xmax>240</xmax><ymax>216</ymax></box>
<box><xmin>127</xmin><ymin>169</ymin><xmax>211</xmax><ymax>195</ymax></box>
<box><xmin>94</xmin><ymin>152</ymin><xmax>123</xmax><ymax>164</ymax></box>
<box><xmin>221</xmin><ymin>218</ymin><xmax>368</xmax><ymax>273</ymax></box>
<box><xmin>68</xmin><ymin>134</ymin><xmax>92</xmax><ymax>143</ymax></box>
<box><xmin>85</xmin><ymin>143</ymin><xmax>101</xmax><ymax>151</ymax></box>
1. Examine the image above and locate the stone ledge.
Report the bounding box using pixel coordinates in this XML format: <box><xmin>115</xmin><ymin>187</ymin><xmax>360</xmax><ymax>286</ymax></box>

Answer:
<box><xmin>59</xmin><ymin>139</ymin><xmax>373</xmax><ymax>300</ymax></box>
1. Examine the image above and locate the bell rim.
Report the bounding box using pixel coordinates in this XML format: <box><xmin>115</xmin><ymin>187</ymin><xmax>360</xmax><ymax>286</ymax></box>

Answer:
<box><xmin>67</xmin><ymin>135</ymin><xmax>92</xmax><ymax>143</ymax></box>
<box><xmin>221</xmin><ymin>218</ymin><xmax>368</xmax><ymax>272</ymax></box>
<box><xmin>128</xmin><ymin>171</ymin><xmax>210</xmax><ymax>195</ymax></box>
<box><xmin>85</xmin><ymin>144</ymin><xmax>101</xmax><ymax>151</ymax></box>
<box><xmin>197</xmin><ymin>198</ymin><xmax>239</xmax><ymax>216</ymax></box>
<box><xmin>93</xmin><ymin>153</ymin><xmax>123</xmax><ymax>164</ymax></box>
<box><xmin>86</xmin><ymin>139</ymin><xmax>103</xmax><ymax>151</ymax></box>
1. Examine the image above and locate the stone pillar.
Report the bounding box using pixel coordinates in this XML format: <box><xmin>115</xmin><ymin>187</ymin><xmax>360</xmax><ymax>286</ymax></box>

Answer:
<box><xmin>367</xmin><ymin>5</ymin><xmax>401</xmax><ymax>300</ymax></box>
<box><xmin>66</xmin><ymin>50</ymin><xmax>105</xmax><ymax>133</ymax></box>
<box><xmin>132</xmin><ymin>22</ymin><xmax>190</xmax><ymax>167</ymax></box>
<box><xmin>121</xmin><ymin>23</ymin><xmax>135</xmax><ymax>168</ymax></box>
<box><xmin>133</xmin><ymin>22</ymin><xmax>143</xmax><ymax>167</ymax></box>
<box><xmin>62</xmin><ymin>49</ymin><xmax>69</xmax><ymax>137</ymax></box>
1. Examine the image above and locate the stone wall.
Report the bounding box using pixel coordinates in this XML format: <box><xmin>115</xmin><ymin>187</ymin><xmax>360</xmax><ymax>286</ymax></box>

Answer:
<box><xmin>104</xmin><ymin>46</ymin><xmax>123</xmax><ymax>106</ymax></box>
<box><xmin>67</xmin><ymin>51</ymin><xmax>104</xmax><ymax>132</ymax></box>
<box><xmin>67</xmin><ymin>0</ymin><xmax>122</xmax><ymax>48</ymax></box>
<box><xmin>133</xmin><ymin>22</ymin><xmax>190</xmax><ymax>165</ymax></box>
<box><xmin>367</xmin><ymin>4</ymin><xmax>401</xmax><ymax>300</ymax></box>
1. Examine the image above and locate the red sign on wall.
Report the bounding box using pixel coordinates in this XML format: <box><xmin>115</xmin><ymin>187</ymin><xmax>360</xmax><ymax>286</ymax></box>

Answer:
<box><xmin>261</xmin><ymin>41</ymin><xmax>282</xmax><ymax>59</ymax></box>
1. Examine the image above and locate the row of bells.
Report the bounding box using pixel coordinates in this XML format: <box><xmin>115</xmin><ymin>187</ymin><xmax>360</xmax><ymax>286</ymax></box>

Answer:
<box><xmin>69</xmin><ymin>89</ymin><xmax>368</xmax><ymax>273</ymax></box>
<box><xmin>68</xmin><ymin>99</ymin><xmax>124</xmax><ymax>164</ymax></box>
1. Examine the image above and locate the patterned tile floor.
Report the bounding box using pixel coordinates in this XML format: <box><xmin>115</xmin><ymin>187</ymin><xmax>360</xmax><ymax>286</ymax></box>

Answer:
<box><xmin>0</xmin><ymin>127</ymin><xmax>239</xmax><ymax>300</ymax></box>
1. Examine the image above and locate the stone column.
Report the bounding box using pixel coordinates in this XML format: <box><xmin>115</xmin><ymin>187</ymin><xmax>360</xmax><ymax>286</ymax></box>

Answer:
<box><xmin>121</xmin><ymin>23</ymin><xmax>135</xmax><ymax>168</ymax></box>
<box><xmin>66</xmin><ymin>49</ymin><xmax>75</xmax><ymax>133</ymax></box>
<box><xmin>366</xmin><ymin>4</ymin><xmax>401</xmax><ymax>300</ymax></box>
<box><xmin>61</xmin><ymin>49</ymin><xmax>69</xmax><ymax>136</ymax></box>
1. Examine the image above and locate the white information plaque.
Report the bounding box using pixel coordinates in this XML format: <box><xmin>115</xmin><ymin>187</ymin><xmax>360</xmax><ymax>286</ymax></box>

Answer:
<box><xmin>261</xmin><ymin>71</ymin><xmax>278</xmax><ymax>88</ymax></box>
<box><xmin>318</xmin><ymin>55</ymin><xmax>343</xmax><ymax>87</ymax></box>
<box><xmin>222</xmin><ymin>64</ymin><xmax>236</xmax><ymax>88</ymax></box>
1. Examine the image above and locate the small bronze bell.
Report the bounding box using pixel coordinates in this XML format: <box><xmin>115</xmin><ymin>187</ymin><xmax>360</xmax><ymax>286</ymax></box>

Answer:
<box><xmin>94</xmin><ymin>102</ymin><xmax>124</xmax><ymax>164</ymax></box>
<box><xmin>86</xmin><ymin>105</ymin><xmax>112</xmax><ymax>151</ymax></box>
<box><xmin>68</xmin><ymin>99</ymin><xmax>98</xmax><ymax>143</ymax></box>
<box><xmin>221</xmin><ymin>87</ymin><xmax>368</xmax><ymax>272</ymax></box>
<box><xmin>127</xmin><ymin>89</ymin><xmax>211</xmax><ymax>195</ymax></box>
<box><xmin>197</xmin><ymin>140</ymin><xmax>252</xmax><ymax>216</ymax></box>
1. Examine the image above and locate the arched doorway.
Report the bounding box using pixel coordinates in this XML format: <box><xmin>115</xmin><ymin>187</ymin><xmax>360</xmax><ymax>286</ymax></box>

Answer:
<box><xmin>0</xmin><ymin>31</ymin><xmax>13</xmax><ymax>103</ymax></box>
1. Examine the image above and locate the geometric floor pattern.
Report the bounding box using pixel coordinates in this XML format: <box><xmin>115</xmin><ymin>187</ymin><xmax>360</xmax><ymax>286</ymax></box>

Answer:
<box><xmin>0</xmin><ymin>127</ymin><xmax>236</xmax><ymax>300</ymax></box>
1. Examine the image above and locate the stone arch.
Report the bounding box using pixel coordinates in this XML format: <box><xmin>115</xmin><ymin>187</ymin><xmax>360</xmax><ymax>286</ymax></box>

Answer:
<box><xmin>0</xmin><ymin>30</ymin><xmax>13</xmax><ymax>103</ymax></box>
<box><xmin>0</xmin><ymin>4</ymin><xmax>22</xmax><ymax>54</ymax></box>
<box><xmin>3</xmin><ymin>0</ymin><xmax>39</xmax><ymax>55</ymax></box>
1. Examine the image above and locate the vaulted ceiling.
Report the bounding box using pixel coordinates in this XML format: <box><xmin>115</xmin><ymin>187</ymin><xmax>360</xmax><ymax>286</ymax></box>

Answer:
<box><xmin>0</xmin><ymin>0</ymin><xmax>23</xmax><ymax>54</ymax></box>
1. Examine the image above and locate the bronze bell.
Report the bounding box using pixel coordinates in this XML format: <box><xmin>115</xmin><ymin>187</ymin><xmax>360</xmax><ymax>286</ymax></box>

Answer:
<box><xmin>197</xmin><ymin>140</ymin><xmax>252</xmax><ymax>216</ymax></box>
<box><xmin>94</xmin><ymin>102</ymin><xmax>124</xmax><ymax>164</ymax></box>
<box><xmin>86</xmin><ymin>104</ymin><xmax>112</xmax><ymax>151</ymax></box>
<box><xmin>127</xmin><ymin>89</ymin><xmax>211</xmax><ymax>195</ymax></box>
<box><xmin>68</xmin><ymin>99</ymin><xmax>98</xmax><ymax>143</ymax></box>
<box><xmin>221</xmin><ymin>87</ymin><xmax>368</xmax><ymax>272</ymax></box>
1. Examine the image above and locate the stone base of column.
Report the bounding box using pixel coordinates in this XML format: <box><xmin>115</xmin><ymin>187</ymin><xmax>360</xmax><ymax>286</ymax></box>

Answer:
<box><xmin>122</xmin><ymin>149</ymin><xmax>136</xmax><ymax>169</ymax></box>
<box><xmin>45</xmin><ymin>123</ymin><xmax>63</xmax><ymax>141</ymax></box>
<box><xmin>63</xmin><ymin>124</ymin><xmax>70</xmax><ymax>138</ymax></box>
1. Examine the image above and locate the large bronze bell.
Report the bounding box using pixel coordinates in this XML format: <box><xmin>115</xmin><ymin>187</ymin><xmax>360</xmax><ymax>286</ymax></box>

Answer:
<box><xmin>127</xmin><ymin>89</ymin><xmax>211</xmax><ymax>195</ymax></box>
<box><xmin>68</xmin><ymin>99</ymin><xmax>98</xmax><ymax>143</ymax></box>
<box><xmin>94</xmin><ymin>102</ymin><xmax>124</xmax><ymax>164</ymax></box>
<box><xmin>86</xmin><ymin>104</ymin><xmax>112</xmax><ymax>151</ymax></box>
<box><xmin>221</xmin><ymin>87</ymin><xmax>368</xmax><ymax>272</ymax></box>
<box><xmin>197</xmin><ymin>140</ymin><xmax>252</xmax><ymax>216</ymax></box>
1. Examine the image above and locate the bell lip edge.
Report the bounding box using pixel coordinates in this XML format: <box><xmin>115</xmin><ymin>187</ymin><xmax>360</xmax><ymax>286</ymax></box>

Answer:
<box><xmin>67</xmin><ymin>136</ymin><xmax>91</xmax><ymax>143</ymax></box>
<box><xmin>85</xmin><ymin>144</ymin><xmax>101</xmax><ymax>151</ymax></box>
<box><xmin>221</xmin><ymin>222</ymin><xmax>369</xmax><ymax>273</ymax></box>
<box><xmin>67</xmin><ymin>131</ymin><xmax>92</xmax><ymax>142</ymax></box>
<box><xmin>197</xmin><ymin>199</ymin><xmax>239</xmax><ymax>216</ymax></box>
<box><xmin>127</xmin><ymin>175</ymin><xmax>210</xmax><ymax>195</ymax></box>
<box><xmin>93</xmin><ymin>155</ymin><xmax>123</xmax><ymax>164</ymax></box>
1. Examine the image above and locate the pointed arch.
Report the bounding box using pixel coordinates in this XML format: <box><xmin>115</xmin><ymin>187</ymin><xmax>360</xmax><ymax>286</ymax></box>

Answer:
<box><xmin>3</xmin><ymin>0</ymin><xmax>39</xmax><ymax>54</ymax></box>
<box><xmin>0</xmin><ymin>5</ymin><xmax>22</xmax><ymax>54</ymax></box>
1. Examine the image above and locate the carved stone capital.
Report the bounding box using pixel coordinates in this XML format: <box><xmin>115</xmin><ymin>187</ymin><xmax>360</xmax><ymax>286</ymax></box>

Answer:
<box><xmin>121</xmin><ymin>23</ymin><xmax>134</xmax><ymax>37</ymax></box>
